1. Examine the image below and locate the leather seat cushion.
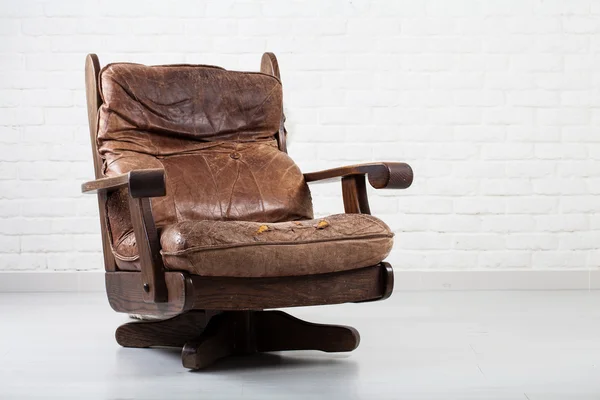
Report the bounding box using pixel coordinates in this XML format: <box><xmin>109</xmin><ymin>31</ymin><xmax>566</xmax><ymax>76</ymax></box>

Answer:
<box><xmin>158</xmin><ymin>214</ymin><xmax>394</xmax><ymax>277</ymax></box>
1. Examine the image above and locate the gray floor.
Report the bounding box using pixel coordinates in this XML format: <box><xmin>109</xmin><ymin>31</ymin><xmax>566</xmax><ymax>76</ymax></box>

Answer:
<box><xmin>1</xmin><ymin>291</ymin><xmax>600</xmax><ymax>399</ymax></box>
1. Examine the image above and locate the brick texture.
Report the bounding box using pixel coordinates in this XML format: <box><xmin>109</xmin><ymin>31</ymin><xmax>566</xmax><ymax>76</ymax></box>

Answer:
<box><xmin>0</xmin><ymin>0</ymin><xmax>598</xmax><ymax>271</ymax></box>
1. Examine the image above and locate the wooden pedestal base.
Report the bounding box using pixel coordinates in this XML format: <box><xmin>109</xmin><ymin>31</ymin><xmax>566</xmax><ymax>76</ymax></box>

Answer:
<box><xmin>116</xmin><ymin>310</ymin><xmax>360</xmax><ymax>370</ymax></box>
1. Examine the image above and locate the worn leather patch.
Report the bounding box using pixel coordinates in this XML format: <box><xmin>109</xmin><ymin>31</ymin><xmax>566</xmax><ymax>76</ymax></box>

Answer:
<box><xmin>158</xmin><ymin>213</ymin><xmax>394</xmax><ymax>277</ymax></box>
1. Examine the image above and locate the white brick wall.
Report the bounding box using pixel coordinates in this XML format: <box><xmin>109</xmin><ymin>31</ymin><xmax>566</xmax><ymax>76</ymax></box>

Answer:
<box><xmin>0</xmin><ymin>0</ymin><xmax>599</xmax><ymax>272</ymax></box>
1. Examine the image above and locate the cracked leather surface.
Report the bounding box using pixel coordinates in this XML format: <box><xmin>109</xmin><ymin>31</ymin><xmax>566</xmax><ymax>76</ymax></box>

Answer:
<box><xmin>160</xmin><ymin>214</ymin><xmax>394</xmax><ymax>277</ymax></box>
<box><xmin>97</xmin><ymin>63</ymin><xmax>394</xmax><ymax>275</ymax></box>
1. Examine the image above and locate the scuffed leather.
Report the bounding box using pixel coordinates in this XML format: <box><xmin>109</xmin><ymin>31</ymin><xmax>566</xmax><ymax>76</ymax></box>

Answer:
<box><xmin>97</xmin><ymin>63</ymin><xmax>313</xmax><ymax>268</ymax></box>
<box><xmin>99</xmin><ymin>63</ymin><xmax>284</xmax><ymax>150</ymax></box>
<box><xmin>160</xmin><ymin>214</ymin><xmax>394</xmax><ymax>277</ymax></box>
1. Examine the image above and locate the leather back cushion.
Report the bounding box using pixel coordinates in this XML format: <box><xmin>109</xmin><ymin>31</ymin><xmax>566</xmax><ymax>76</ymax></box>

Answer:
<box><xmin>97</xmin><ymin>63</ymin><xmax>313</xmax><ymax>262</ymax></box>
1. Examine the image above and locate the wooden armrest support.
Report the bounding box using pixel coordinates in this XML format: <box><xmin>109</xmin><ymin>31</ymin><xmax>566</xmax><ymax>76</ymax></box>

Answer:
<box><xmin>81</xmin><ymin>168</ymin><xmax>168</xmax><ymax>303</ymax></box>
<box><xmin>304</xmin><ymin>162</ymin><xmax>413</xmax><ymax>189</ymax></box>
<box><xmin>304</xmin><ymin>163</ymin><xmax>413</xmax><ymax>215</ymax></box>
<box><xmin>81</xmin><ymin>169</ymin><xmax>166</xmax><ymax>198</ymax></box>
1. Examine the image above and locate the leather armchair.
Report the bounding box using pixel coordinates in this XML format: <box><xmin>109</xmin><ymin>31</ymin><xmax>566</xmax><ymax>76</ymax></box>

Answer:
<box><xmin>81</xmin><ymin>52</ymin><xmax>413</xmax><ymax>369</ymax></box>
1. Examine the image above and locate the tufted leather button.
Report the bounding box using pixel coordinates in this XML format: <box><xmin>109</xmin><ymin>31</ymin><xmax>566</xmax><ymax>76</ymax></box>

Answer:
<box><xmin>230</xmin><ymin>152</ymin><xmax>241</xmax><ymax>160</ymax></box>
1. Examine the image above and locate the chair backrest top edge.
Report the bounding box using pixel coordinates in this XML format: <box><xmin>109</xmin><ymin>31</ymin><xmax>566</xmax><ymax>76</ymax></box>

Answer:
<box><xmin>99</xmin><ymin>62</ymin><xmax>283</xmax><ymax>85</ymax></box>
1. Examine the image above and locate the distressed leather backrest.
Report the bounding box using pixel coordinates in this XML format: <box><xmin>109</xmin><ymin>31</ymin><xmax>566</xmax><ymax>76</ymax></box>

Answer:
<box><xmin>97</xmin><ymin>63</ymin><xmax>313</xmax><ymax>261</ymax></box>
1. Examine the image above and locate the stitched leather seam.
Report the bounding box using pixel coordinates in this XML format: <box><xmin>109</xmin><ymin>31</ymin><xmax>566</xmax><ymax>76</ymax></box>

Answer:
<box><xmin>354</xmin><ymin>213</ymin><xmax>391</xmax><ymax>231</ymax></box>
<box><xmin>161</xmin><ymin>233</ymin><xmax>394</xmax><ymax>256</ymax></box>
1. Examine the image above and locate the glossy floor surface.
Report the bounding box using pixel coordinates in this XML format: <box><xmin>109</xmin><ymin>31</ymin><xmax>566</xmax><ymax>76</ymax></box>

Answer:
<box><xmin>1</xmin><ymin>291</ymin><xmax>600</xmax><ymax>399</ymax></box>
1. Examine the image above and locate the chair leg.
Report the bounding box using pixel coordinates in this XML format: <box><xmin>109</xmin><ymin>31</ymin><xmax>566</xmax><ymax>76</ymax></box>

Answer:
<box><xmin>255</xmin><ymin>310</ymin><xmax>360</xmax><ymax>353</ymax></box>
<box><xmin>181</xmin><ymin>313</ymin><xmax>240</xmax><ymax>369</ymax></box>
<box><xmin>115</xmin><ymin>310</ymin><xmax>214</xmax><ymax>348</ymax></box>
<box><xmin>115</xmin><ymin>310</ymin><xmax>360</xmax><ymax>370</ymax></box>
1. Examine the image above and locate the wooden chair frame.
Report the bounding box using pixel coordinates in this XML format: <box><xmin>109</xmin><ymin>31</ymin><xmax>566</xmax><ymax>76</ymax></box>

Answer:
<box><xmin>81</xmin><ymin>53</ymin><xmax>413</xmax><ymax>370</ymax></box>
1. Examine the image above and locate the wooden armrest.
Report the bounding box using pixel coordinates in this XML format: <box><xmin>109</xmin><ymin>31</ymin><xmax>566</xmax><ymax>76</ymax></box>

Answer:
<box><xmin>304</xmin><ymin>162</ymin><xmax>413</xmax><ymax>214</ymax></box>
<box><xmin>82</xmin><ymin>168</ymin><xmax>168</xmax><ymax>303</ymax></box>
<box><xmin>304</xmin><ymin>162</ymin><xmax>413</xmax><ymax>189</ymax></box>
<box><xmin>81</xmin><ymin>169</ymin><xmax>166</xmax><ymax>198</ymax></box>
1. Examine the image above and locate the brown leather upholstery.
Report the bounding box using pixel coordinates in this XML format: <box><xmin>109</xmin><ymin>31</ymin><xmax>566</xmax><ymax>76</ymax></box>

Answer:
<box><xmin>160</xmin><ymin>213</ymin><xmax>392</xmax><ymax>277</ymax></box>
<box><xmin>97</xmin><ymin>63</ymin><xmax>394</xmax><ymax>276</ymax></box>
